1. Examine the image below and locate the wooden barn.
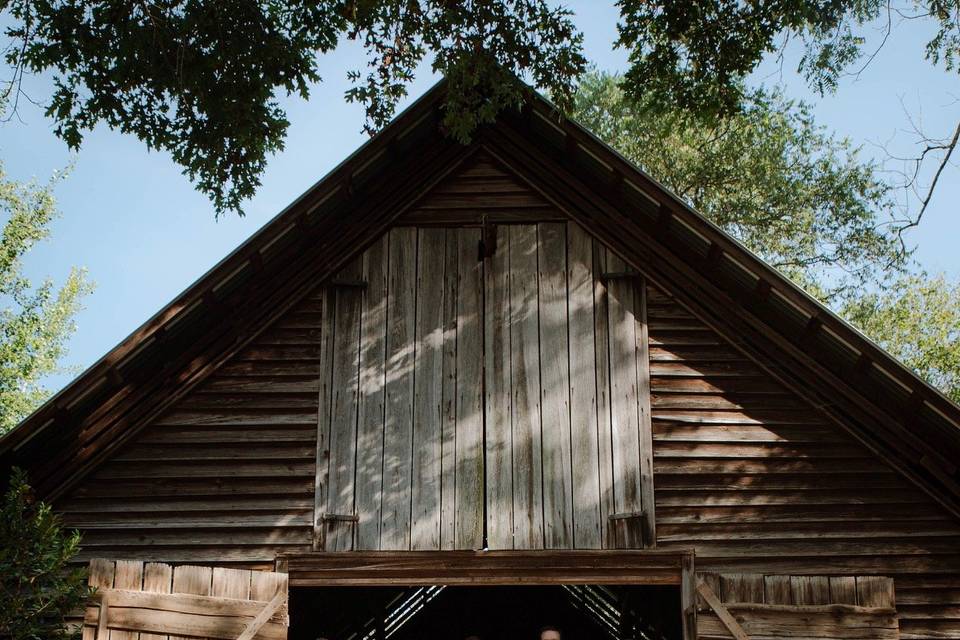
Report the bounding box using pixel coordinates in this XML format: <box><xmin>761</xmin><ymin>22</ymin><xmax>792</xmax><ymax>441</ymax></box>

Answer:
<box><xmin>3</xmin><ymin>79</ymin><xmax>960</xmax><ymax>640</ymax></box>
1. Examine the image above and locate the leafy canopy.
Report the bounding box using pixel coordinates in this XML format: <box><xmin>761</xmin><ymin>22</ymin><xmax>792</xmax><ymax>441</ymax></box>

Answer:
<box><xmin>3</xmin><ymin>1</ymin><xmax>957</xmax><ymax>216</ymax></box>
<box><xmin>573</xmin><ymin>70</ymin><xmax>960</xmax><ymax>401</ymax></box>
<box><xmin>0</xmin><ymin>163</ymin><xmax>91</xmax><ymax>435</ymax></box>
<box><xmin>842</xmin><ymin>274</ymin><xmax>960</xmax><ymax>403</ymax></box>
<box><xmin>3</xmin><ymin>1</ymin><xmax>585</xmax><ymax>215</ymax></box>
<box><xmin>0</xmin><ymin>468</ymin><xmax>89</xmax><ymax>640</ymax></box>
<box><xmin>571</xmin><ymin>71</ymin><xmax>905</xmax><ymax>301</ymax></box>
<box><xmin>615</xmin><ymin>0</ymin><xmax>960</xmax><ymax>117</ymax></box>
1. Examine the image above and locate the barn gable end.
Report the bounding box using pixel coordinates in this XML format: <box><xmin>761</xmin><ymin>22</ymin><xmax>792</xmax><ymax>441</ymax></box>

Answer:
<box><xmin>5</xmin><ymin>79</ymin><xmax>960</xmax><ymax>640</ymax></box>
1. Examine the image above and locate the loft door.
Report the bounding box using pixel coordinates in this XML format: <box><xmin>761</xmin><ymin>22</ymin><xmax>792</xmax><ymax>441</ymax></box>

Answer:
<box><xmin>315</xmin><ymin>228</ymin><xmax>484</xmax><ymax>551</ymax></box>
<box><xmin>314</xmin><ymin>223</ymin><xmax>654</xmax><ymax>551</ymax></box>
<box><xmin>483</xmin><ymin>222</ymin><xmax>655</xmax><ymax>550</ymax></box>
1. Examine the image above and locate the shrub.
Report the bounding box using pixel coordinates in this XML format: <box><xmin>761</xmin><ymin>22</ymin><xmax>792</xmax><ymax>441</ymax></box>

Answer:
<box><xmin>0</xmin><ymin>468</ymin><xmax>89</xmax><ymax>640</ymax></box>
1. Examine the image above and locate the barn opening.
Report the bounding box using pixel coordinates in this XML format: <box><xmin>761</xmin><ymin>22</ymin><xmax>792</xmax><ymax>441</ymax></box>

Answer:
<box><xmin>281</xmin><ymin>551</ymin><xmax>694</xmax><ymax>640</ymax></box>
<box><xmin>289</xmin><ymin>584</ymin><xmax>683</xmax><ymax>640</ymax></box>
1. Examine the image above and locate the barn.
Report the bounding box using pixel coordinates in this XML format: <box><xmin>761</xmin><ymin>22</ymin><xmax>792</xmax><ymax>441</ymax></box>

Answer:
<box><xmin>3</xmin><ymin>78</ymin><xmax>960</xmax><ymax>640</ymax></box>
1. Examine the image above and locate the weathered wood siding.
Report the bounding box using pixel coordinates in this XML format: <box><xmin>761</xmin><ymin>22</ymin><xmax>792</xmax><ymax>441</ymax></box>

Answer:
<box><xmin>483</xmin><ymin>222</ymin><xmax>654</xmax><ymax>550</ymax></box>
<box><xmin>398</xmin><ymin>150</ymin><xmax>562</xmax><ymax>225</ymax></box>
<box><xmin>315</xmin><ymin>227</ymin><xmax>485</xmax><ymax>552</ymax></box>
<box><xmin>646</xmin><ymin>283</ymin><xmax>960</xmax><ymax>639</ymax></box>
<box><xmin>56</xmin><ymin>292</ymin><xmax>323</xmax><ymax>568</ymax></box>
<box><xmin>315</xmin><ymin>221</ymin><xmax>655</xmax><ymax>552</ymax></box>
<box><xmin>49</xmin><ymin>148</ymin><xmax>960</xmax><ymax>639</ymax></box>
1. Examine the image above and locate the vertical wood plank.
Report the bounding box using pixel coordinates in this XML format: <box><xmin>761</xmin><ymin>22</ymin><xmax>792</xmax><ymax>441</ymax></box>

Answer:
<box><xmin>211</xmin><ymin>567</ymin><xmax>251</xmax><ymax>601</ymax></box>
<box><xmin>697</xmin><ymin>573</ymin><xmax>722</xmax><ymax>611</ymax></box>
<box><xmin>510</xmin><ymin>224</ymin><xmax>544</xmax><ymax>549</ymax></box>
<box><xmin>593</xmin><ymin>242</ymin><xmax>616</xmax><ymax>549</ymax></box>
<box><xmin>764</xmin><ymin>575</ymin><xmax>794</xmax><ymax>605</ymax></box>
<box><xmin>313</xmin><ymin>277</ymin><xmax>336</xmax><ymax>550</ymax></box>
<box><xmin>251</xmin><ymin>570</ymin><xmax>288</xmax><ymax>601</ymax></box>
<box><xmin>721</xmin><ymin>573</ymin><xmax>765</xmax><ymax>604</ymax></box>
<box><xmin>251</xmin><ymin>571</ymin><xmax>289</xmax><ymax>626</ymax></box>
<box><xmin>567</xmin><ymin>223</ymin><xmax>601</xmax><ymax>549</ymax></box>
<box><xmin>681</xmin><ymin>555</ymin><xmax>698</xmax><ymax>640</ymax></box>
<box><xmin>538</xmin><ymin>222</ymin><xmax>573</xmax><ymax>549</ymax></box>
<box><xmin>111</xmin><ymin>560</ymin><xmax>143</xmax><ymax>640</ymax></box>
<box><xmin>411</xmin><ymin>228</ymin><xmax>446</xmax><ymax>550</ymax></box>
<box><xmin>858</xmin><ymin>576</ymin><xmax>896</xmax><ymax>608</ymax></box>
<box><xmin>355</xmin><ymin>236</ymin><xmax>389</xmax><ymax>550</ymax></box>
<box><xmin>84</xmin><ymin>559</ymin><xmax>116</xmax><ymax>640</ymax></box>
<box><xmin>325</xmin><ymin>258</ymin><xmax>364</xmax><ymax>551</ymax></box>
<box><xmin>439</xmin><ymin>228</ymin><xmax>460</xmax><ymax>550</ymax></box>
<box><xmin>635</xmin><ymin>279</ymin><xmax>656</xmax><ymax>546</ymax></box>
<box><xmin>139</xmin><ymin>563</ymin><xmax>172</xmax><ymax>640</ymax></box>
<box><xmin>381</xmin><ymin>227</ymin><xmax>417</xmax><ymax>550</ymax></box>
<box><xmin>456</xmin><ymin>228</ymin><xmax>484</xmax><ymax>549</ymax></box>
<box><xmin>606</xmin><ymin>253</ymin><xmax>643</xmax><ymax>548</ymax></box>
<box><xmin>792</xmin><ymin>575</ymin><xmax>830</xmax><ymax>605</ymax></box>
<box><xmin>169</xmin><ymin>565</ymin><xmax>212</xmax><ymax>640</ymax></box>
<box><xmin>830</xmin><ymin>576</ymin><xmax>859</xmax><ymax>605</ymax></box>
<box><xmin>485</xmin><ymin>224</ymin><xmax>514</xmax><ymax>549</ymax></box>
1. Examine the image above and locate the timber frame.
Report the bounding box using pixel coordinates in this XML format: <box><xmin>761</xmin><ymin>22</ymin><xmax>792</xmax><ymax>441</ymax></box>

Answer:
<box><xmin>280</xmin><ymin>551</ymin><xmax>698</xmax><ymax>640</ymax></box>
<box><xmin>279</xmin><ymin>550</ymin><xmax>694</xmax><ymax>586</ymax></box>
<box><xmin>3</xmin><ymin>75</ymin><xmax>960</xmax><ymax>522</ymax></box>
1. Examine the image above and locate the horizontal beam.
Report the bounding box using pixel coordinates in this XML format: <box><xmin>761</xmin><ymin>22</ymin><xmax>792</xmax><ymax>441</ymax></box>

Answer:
<box><xmin>280</xmin><ymin>550</ymin><xmax>692</xmax><ymax>587</ymax></box>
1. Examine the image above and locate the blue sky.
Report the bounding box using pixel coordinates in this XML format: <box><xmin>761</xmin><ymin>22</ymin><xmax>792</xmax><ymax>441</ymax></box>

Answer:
<box><xmin>3</xmin><ymin>2</ymin><xmax>959</xmax><ymax>393</ymax></box>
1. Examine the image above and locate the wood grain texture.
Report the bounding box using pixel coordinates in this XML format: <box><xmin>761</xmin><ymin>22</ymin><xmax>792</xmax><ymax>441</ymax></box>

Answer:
<box><xmin>440</xmin><ymin>229</ymin><xmax>460</xmax><ymax>550</ymax></box>
<box><xmin>509</xmin><ymin>224</ymin><xmax>545</xmax><ymax>550</ymax></box>
<box><xmin>485</xmin><ymin>223</ymin><xmax>514</xmax><ymax>550</ymax></box>
<box><xmin>648</xmin><ymin>283</ymin><xmax>960</xmax><ymax>639</ymax></box>
<box><xmin>593</xmin><ymin>244</ymin><xmax>616</xmax><ymax>549</ymax></box>
<box><xmin>381</xmin><ymin>227</ymin><xmax>417</xmax><ymax>550</ymax></box>
<box><xmin>59</xmin><ymin>291</ymin><xmax>321</xmax><ymax>565</ymax></box>
<box><xmin>411</xmin><ymin>228</ymin><xmax>445</xmax><ymax>550</ymax></box>
<box><xmin>83</xmin><ymin>560</ymin><xmax>287</xmax><ymax>640</ymax></box>
<box><xmin>454</xmin><ymin>228</ymin><xmax>484</xmax><ymax>550</ymax></box>
<box><xmin>397</xmin><ymin>151</ymin><xmax>559</xmax><ymax>226</ymax></box>
<box><xmin>537</xmin><ymin>222</ymin><xmax>573</xmax><ymax>549</ymax></box>
<box><xmin>282</xmin><ymin>550</ymin><xmax>687</xmax><ymax>586</ymax></box>
<box><xmin>697</xmin><ymin>573</ymin><xmax>899</xmax><ymax>639</ymax></box>
<box><xmin>606</xmin><ymin>252</ymin><xmax>644</xmax><ymax>548</ymax></box>
<box><xmin>170</xmin><ymin>565</ymin><xmax>212</xmax><ymax>640</ymax></box>
<box><xmin>140</xmin><ymin>563</ymin><xmax>173</xmax><ymax>640</ymax></box>
<box><xmin>325</xmin><ymin>258</ymin><xmax>364</xmax><ymax>551</ymax></box>
<box><xmin>567</xmin><ymin>223</ymin><xmax>602</xmax><ymax>549</ymax></box>
<box><xmin>355</xmin><ymin>235</ymin><xmax>389</xmax><ymax>551</ymax></box>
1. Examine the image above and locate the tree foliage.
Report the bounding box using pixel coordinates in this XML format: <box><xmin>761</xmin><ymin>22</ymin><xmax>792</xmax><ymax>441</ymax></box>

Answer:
<box><xmin>573</xmin><ymin>70</ymin><xmax>960</xmax><ymax>401</ymax></box>
<box><xmin>0</xmin><ymin>164</ymin><xmax>91</xmax><ymax>435</ymax></box>
<box><xmin>3</xmin><ymin>2</ymin><xmax>957</xmax><ymax>216</ymax></box>
<box><xmin>615</xmin><ymin>0</ymin><xmax>960</xmax><ymax>117</ymax></box>
<box><xmin>0</xmin><ymin>468</ymin><xmax>89</xmax><ymax>640</ymax></box>
<box><xmin>571</xmin><ymin>71</ymin><xmax>905</xmax><ymax>300</ymax></box>
<box><xmin>842</xmin><ymin>274</ymin><xmax>960</xmax><ymax>403</ymax></box>
<box><xmin>2</xmin><ymin>0</ymin><xmax>585</xmax><ymax>214</ymax></box>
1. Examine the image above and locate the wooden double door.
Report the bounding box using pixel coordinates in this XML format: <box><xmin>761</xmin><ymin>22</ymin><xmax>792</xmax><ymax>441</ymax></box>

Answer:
<box><xmin>315</xmin><ymin>222</ymin><xmax>655</xmax><ymax>552</ymax></box>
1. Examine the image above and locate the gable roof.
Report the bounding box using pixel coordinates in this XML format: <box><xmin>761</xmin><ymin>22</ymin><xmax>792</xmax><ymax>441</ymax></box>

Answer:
<box><xmin>4</xmin><ymin>78</ymin><xmax>960</xmax><ymax>518</ymax></box>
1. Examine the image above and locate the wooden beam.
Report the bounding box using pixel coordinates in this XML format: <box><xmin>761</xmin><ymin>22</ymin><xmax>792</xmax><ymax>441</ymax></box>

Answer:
<box><xmin>236</xmin><ymin>590</ymin><xmax>287</xmax><ymax>640</ymax></box>
<box><xmin>697</xmin><ymin>580</ymin><xmax>751</xmax><ymax>640</ymax></box>
<box><xmin>680</xmin><ymin>555</ymin><xmax>697</xmax><ymax>640</ymax></box>
<box><xmin>281</xmin><ymin>550</ymin><xmax>689</xmax><ymax>587</ymax></box>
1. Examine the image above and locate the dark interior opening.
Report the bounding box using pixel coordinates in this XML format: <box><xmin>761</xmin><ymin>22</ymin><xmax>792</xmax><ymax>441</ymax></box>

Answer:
<box><xmin>290</xmin><ymin>585</ymin><xmax>682</xmax><ymax>640</ymax></box>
